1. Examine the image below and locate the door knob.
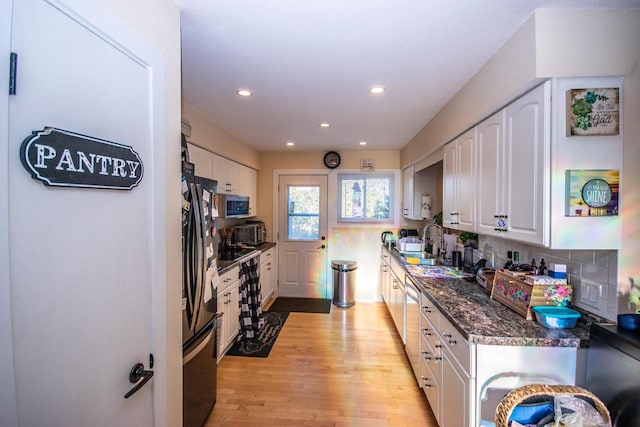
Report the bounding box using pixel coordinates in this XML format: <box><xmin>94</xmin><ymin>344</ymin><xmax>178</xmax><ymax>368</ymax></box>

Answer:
<box><xmin>124</xmin><ymin>356</ymin><xmax>154</xmax><ymax>399</ymax></box>
<box><xmin>317</xmin><ymin>244</ymin><xmax>326</xmax><ymax>249</ymax></box>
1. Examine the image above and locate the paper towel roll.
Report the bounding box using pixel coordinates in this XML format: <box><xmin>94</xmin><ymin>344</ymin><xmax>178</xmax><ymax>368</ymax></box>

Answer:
<box><xmin>421</xmin><ymin>195</ymin><xmax>432</xmax><ymax>219</ymax></box>
<box><xmin>443</xmin><ymin>233</ymin><xmax>457</xmax><ymax>259</ymax></box>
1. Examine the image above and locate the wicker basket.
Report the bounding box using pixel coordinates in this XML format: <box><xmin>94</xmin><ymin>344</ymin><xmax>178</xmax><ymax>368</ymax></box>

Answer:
<box><xmin>495</xmin><ymin>384</ymin><xmax>611</xmax><ymax>427</ymax></box>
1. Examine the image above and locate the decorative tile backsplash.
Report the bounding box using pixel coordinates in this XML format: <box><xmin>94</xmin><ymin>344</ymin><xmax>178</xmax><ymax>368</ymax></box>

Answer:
<box><xmin>476</xmin><ymin>235</ymin><xmax>618</xmax><ymax>321</ymax></box>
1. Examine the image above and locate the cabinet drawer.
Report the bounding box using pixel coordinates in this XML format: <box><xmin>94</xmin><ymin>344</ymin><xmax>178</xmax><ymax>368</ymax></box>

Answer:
<box><xmin>419</xmin><ymin>350</ymin><xmax>440</xmax><ymax>421</ymax></box>
<box><xmin>420</xmin><ymin>298</ymin><xmax>440</xmax><ymax>330</ymax></box>
<box><xmin>381</xmin><ymin>248</ymin><xmax>391</xmax><ymax>264</ymax></box>
<box><xmin>421</xmin><ymin>333</ymin><xmax>442</xmax><ymax>378</ymax></box>
<box><xmin>389</xmin><ymin>255</ymin><xmax>405</xmax><ymax>280</ymax></box>
<box><xmin>421</xmin><ymin>314</ymin><xmax>440</xmax><ymax>353</ymax></box>
<box><xmin>219</xmin><ymin>266</ymin><xmax>239</xmax><ymax>288</ymax></box>
<box><xmin>439</xmin><ymin>313</ymin><xmax>473</xmax><ymax>377</ymax></box>
<box><xmin>260</xmin><ymin>247</ymin><xmax>275</xmax><ymax>263</ymax></box>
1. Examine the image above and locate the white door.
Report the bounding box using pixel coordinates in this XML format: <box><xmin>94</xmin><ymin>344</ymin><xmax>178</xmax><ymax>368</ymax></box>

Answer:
<box><xmin>7</xmin><ymin>1</ymin><xmax>160</xmax><ymax>425</ymax></box>
<box><xmin>277</xmin><ymin>175</ymin><xmax>328</xmax><ymax>298</ymax></box>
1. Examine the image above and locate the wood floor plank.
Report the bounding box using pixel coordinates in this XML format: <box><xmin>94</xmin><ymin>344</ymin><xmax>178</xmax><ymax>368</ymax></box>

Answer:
<box><xmin>205</xmin><ymin>302</ymin><xmax>438</xmax><ymax>426</ymax></box>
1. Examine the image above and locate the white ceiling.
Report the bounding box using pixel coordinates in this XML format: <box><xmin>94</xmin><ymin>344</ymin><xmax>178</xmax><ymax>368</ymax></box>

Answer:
<box><xmin>180</xmin><ymin>0</ymin><xmax>639</xmax><ymax>152</ymax></box>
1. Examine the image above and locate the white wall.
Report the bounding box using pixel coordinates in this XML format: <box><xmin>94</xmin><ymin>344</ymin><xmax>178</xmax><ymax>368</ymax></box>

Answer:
<box><xmin>182</xmin><ymin>103</ymin><xmax>260</xmax><ymax>169</ymax></box>
<box><xmin>401</xmin><ymin>13</ymin><xmax>540</xmax><ymax>168</ymax></box>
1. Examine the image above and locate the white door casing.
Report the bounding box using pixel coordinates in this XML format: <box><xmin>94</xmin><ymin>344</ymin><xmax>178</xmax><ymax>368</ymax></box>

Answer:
<box><xmin>5</xmin><ymin>0</ymin><xmax>173</xmax><ymax>425</ymax></box>
<box><xmin>277</xmin><ymin>175</ymin><xmax>328</xmax><ymax>298</ymax></box>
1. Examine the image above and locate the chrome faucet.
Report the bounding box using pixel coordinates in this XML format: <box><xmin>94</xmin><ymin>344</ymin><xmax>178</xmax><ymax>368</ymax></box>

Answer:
<box><xmin>423</xmin><ymin>223</ymin><xmax>445</xmax><ymax>258</ymax></box>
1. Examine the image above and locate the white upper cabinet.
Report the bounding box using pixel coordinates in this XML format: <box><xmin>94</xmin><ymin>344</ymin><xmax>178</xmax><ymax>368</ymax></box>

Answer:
<box><xmin>238</xmin><ymin>166</ymin><xmax>257</xmax><ymax>216</ymax></box>
<box><xmin>476</xmin><ymin>110</ymin><xmax>505</xmax><ymax>237</ymax></box>
<box><xmin>442</xmin><ymin>128</ymin><xmax>475</xmax><ymax>232</ymax></box>
<box><xmin>402</xmin><ymin>165</ymin><xmax>416</xmax><ymax>219</ymax></box>
<box><xmin>442</xmin><ymin>143</ymin><xmax>457</xmax><ymax>228</ymax></box>
<box><xmin>457</xmin><ymin>129</ymin><xmax>476</xmax><ymax>231</ymax></box>
<box><xmin>503</xmin><ymin>82</ymin><xmax>550</xmax><ymax>246</ymax></box>
<box><xmin>186</xmin><ymin>143</ymin><xmax>214</xmax><ymax>180</ymax></box>
<box><xmin>187</xmin><ymin>143</ymin><xmax>258</xmax><ymax>217</ymax></box>
<box><xmin>444</xmin><ymin>78</ymin><xmax>622</xmax><ymax>249</ymax></box>
<box><xmin>475</xmin><ymin>83</ymin><xmax>550</xmax><ymax>246</ymax></box>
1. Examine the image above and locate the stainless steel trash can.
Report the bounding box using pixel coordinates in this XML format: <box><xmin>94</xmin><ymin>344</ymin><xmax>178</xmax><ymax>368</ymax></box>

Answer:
<box><xmin>332</xmin><ymin>260</ymin><xmax>357</xmax><ymax>308</ymax></box>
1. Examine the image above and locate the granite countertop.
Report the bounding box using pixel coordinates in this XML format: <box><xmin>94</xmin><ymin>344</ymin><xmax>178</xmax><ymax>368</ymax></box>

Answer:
<box><xmin>217</xmin><ymin>241</ymin><xmax>276</xmax><ymax>275</ymax></box>
<box><xmin>387</xmin><ymin>247</ymin><xmax>594</xmax><ymax>348</ymax></box>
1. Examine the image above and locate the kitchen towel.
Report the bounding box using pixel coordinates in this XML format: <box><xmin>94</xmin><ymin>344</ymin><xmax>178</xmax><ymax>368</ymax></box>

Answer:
<box><xmin>236</xmin><ymin>257</ymin><xmax>264</xmax><ymax>341</ymax></box>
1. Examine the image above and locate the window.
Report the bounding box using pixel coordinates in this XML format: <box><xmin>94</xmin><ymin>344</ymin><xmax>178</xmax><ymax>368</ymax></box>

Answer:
<box><xmin>287</xmin><ymin>185</ymin><xmax>320</xmax><ymax>240</ymax></box>
<box><xmin>338</xmin><ymin>174</ymin><xmax>393</xmax><ymax>222</ymax></box>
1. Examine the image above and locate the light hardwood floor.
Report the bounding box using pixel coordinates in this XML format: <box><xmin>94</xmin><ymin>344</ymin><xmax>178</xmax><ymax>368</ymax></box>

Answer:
<box><xmin>206</xmin><ymin>301</ymin><xmax>438</xmax><ymax>426</ymax></box>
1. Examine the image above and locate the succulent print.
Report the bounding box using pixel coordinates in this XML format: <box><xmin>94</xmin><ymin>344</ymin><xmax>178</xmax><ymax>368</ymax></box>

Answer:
<box><xmin>572</xmin><ymin>91</ymin><xmax>610</xmax><ymax>131</ymax></box>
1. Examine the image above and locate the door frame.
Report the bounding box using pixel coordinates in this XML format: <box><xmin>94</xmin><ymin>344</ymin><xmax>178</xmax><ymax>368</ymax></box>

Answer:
<box><xmin>0</xmin><ymin>1</ymin><xmax>181</xmax><ymax>426</ymax></box>
<box><xmin>272</xmin><ymin>169</ymin><xmax>331</xmax><ymax>298</ymax></box>
<box><xmin>1</xmin><ymin>0</ymin><xmax>17</xmax><ymax>424</ymax></box>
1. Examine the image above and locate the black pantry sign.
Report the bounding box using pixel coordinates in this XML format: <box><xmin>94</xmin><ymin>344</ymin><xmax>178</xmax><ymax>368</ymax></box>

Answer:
<box><xmin>20</xmin><ymin>127</ymin><xmax>144</xmax><ymax>190</ymax></box>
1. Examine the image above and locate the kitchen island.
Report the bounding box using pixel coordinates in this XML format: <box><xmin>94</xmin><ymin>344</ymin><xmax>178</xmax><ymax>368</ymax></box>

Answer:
<box><xmin>381</xmin><ymin>245</ymin><xmax>598</xmax><ymax>427</ymax></box>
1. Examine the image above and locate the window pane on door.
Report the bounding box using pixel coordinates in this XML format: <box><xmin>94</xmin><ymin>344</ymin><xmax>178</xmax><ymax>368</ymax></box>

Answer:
<box><xmin>287</xmin><ymin>186</ymin><xmax>320</xmax><ymax>240</ymax></box>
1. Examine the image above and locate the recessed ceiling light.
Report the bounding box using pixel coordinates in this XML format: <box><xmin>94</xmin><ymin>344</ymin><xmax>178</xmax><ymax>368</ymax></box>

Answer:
<box><xmin>236</xmin><ymin>89</ymin><xmax>253</xmax><ymax>97</ymax></box>
<box><xmin>359</xmin><ymin>141</ymin><xmax>367</xmax><ymax>146</ymax></box>
<box><xmin>369</xmin><ymin>86</ymin><xmax>385</xmax><ymax>94</ymax></box>
<box><xmin>319</xmin><ymin>122</ymin><xmax>331</xmax><ymax>128</ymax></box>
<box><xmin>286</xmin><ymin>141</ymin><xmax>295</xmax><ymax>147</ymax></box>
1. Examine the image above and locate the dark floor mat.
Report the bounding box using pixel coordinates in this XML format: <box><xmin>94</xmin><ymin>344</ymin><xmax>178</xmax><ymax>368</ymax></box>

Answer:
<box><xmin>226</xmin><ymin>311</ymin><xmax>289</xmax><ymax>358</ymax></box>
<box><xmin>267</xmin><ymin>297</ymin><xmax>331</xmax><ymax>314</ymax></box>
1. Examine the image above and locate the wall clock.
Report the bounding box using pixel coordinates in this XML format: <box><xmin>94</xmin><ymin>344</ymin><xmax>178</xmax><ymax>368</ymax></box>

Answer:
<box><xmin>323</xmin><ymin>151</ymin><xmax>341</xmax><ymax>169</ymax></box>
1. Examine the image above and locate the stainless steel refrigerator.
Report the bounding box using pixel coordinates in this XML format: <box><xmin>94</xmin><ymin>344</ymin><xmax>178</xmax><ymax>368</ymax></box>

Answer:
<box><xmin>181</xmin><ymin>147</ymin><xmax>220</xmax><ymax>427</ymax></box>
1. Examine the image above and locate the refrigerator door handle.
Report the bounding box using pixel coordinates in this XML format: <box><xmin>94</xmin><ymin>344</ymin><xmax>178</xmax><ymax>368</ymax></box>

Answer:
<box><xmin>192</xmin><ymin>183</ymin><xmax>205</xmax><ymax>330</ymax></box>
<box><xmin>185</xmin><ymin>195</ymin><xmax>196</xmax><ymax>324</ymax></box>
<box><xmin>187</xmin><ymin>183</ymin><xmax>203</xmax><ymax>332</ymax></box>
<box><xmin>183</xmin><ymin>327</ymin><xmax>214</xmax><ymax>365</ymax></box>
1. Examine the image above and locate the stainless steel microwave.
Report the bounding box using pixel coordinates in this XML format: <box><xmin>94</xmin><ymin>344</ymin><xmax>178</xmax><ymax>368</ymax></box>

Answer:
<box><xmin>233</xmin><ymin>223</ymin><xmax>265</xmax><ymax>246</ymax></box>
<box><xmin>218</xmin><ymin>194</ymin><xmax>250</xmax><ymax>218</ymax></box>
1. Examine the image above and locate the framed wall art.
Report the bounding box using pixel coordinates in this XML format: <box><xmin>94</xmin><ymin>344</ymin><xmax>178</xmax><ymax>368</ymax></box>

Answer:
<box><xmin>566</xmin><ymin>87</ymin><xmax>619</xmax><ymax>136</ymax></box>
<box><xmin>565</xmin><ymin>169</ymin><xmax>619</xmax><ymax>217</ymax></box>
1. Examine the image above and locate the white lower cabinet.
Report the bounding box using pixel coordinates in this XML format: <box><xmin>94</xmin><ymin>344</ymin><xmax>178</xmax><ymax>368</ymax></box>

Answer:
<box><xmin>380</xmin><ymin>252</ymin><xmax>391</xmax><ymax>304</ymax></box>
<box><xmin>441</xmin><ymin>348</ymin><xmax>473</xmax><ymax>427</ymax></box>
<box><xmin>382</xmin><ymin>250</ymin><xmax>585</xmax><ymax>426</ymax></box>
<box><xmin>383</xmin><ymin>247</ymin><xmax>406</xmax><ymax>340</ymax></box>
<box><xmin>420</xmin><ymin>295</ymin><xmax>475</xmax><ymax>427</ymax></box>
<box><xmin>217</xmin><ymin>266</ymin><xmax>240</xmax><ymax>359</ymax></box>
<box><xmin>390</xmin><ymin>273</ymin><xmax>405</xmax><ymax>340</ymax></box>
<box><xmin>260</xmin><ymin>247</ymin><xmax>276</xmax><ymax>306</ymax></box>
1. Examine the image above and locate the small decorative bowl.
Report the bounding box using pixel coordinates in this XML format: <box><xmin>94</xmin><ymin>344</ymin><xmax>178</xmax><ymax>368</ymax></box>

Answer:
<box><xmin>617</xmin><ymin>313</ymin><xmax>640</xmax><ymax>331</ymax></box>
